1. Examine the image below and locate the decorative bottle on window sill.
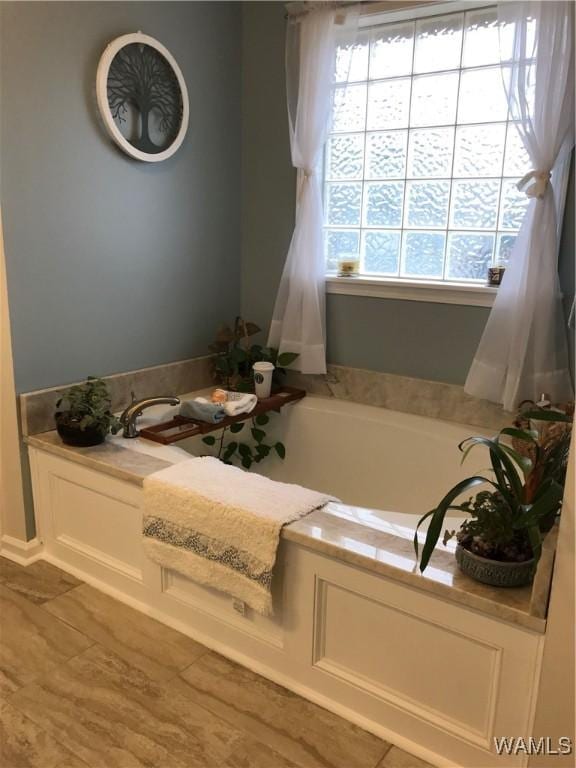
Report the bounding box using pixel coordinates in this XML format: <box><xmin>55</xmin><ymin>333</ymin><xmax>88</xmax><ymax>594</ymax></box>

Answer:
<box><xmin>338</xmin><ymin>253</ymin><xmax>360</xmax><ymax>278</ymax></box>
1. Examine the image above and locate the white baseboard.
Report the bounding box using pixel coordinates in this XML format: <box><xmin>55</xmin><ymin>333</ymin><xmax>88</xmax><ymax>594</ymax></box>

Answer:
<box><xmin>0</xmin><ymin>535</ymin><xmax>44</xmax><ymax>565</ymax></box>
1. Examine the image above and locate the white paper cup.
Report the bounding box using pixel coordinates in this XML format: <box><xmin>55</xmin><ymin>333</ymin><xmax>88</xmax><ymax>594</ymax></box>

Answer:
<box><xmin>253</xmin><ymin>361</ymin><xmax>274</xmax><ymax>399</ymax></box>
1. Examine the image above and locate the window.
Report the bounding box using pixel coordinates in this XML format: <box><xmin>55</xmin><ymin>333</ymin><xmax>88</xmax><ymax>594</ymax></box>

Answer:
<box><xmin>324</xmin><ymin>4</ymin><xmax>532</xmax><ymax>289</ymax></box>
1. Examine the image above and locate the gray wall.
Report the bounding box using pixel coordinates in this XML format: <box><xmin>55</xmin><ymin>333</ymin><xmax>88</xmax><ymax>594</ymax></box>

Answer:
<box><xmin>1</xmin><ymin>1</ymin><xmax>241</xmax><ymax>393</ymax></box>
<box><xmin>241</xmin><ymin>1</ymin><xmax>575</xmax><ymax>387</ymax></box>
<box><xmin>241</xmin><ymin>1</ymin><xmax>296</xmax><ymax>346</ymax></box>
<box><xmin>1</xmin><ymin>0</ymin><xmax>573</xmax><ymax>394</ymax></box>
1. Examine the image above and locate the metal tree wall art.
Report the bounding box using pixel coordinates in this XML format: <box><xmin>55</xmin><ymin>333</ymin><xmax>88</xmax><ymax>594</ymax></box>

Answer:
<box><xmin>108</xmin><ymin>44</ymin><xmax>181</xmax><ymax>154</ymax></box>
<box><xmin>96</xmin><ymin>33</ymin><xmax>189</xmax><ymax>162</ymax></box>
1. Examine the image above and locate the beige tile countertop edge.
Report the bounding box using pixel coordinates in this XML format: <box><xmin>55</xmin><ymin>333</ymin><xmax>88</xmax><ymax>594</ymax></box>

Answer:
<box><xmin>25</xmin><ymin>431</ymin><xmax>172</xmax><ymax>485</ymax></box>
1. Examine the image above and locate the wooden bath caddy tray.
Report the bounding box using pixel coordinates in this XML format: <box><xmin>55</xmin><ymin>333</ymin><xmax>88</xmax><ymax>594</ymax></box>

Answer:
<box><xmin>138</xmin><ymin>387</ymin><xmax>306</xmax><ymax>445</ymax></box>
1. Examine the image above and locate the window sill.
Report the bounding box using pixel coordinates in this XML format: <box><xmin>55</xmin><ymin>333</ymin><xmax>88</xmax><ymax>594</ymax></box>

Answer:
<box><xmin>326</xmin><ymin>276</ymin><xmax>497</xmax><ymax>307</ymax></box>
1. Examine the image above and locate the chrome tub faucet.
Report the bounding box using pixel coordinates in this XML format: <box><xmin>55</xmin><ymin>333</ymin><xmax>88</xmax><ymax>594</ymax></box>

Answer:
<box><xmin>119</xmin><ymin>395</ymin><xmax>180</xmax><ymax>438</ymax></box>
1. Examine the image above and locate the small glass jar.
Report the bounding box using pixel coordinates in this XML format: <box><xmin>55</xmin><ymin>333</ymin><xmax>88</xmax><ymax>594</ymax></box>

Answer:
<box><xmin>338</xmin><ymin>252</ymin><xmax>360</xmax><ymax>277</ymax></box>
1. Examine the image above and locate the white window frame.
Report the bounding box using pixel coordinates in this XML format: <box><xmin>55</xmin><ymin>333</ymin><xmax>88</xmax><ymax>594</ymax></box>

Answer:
<box><xmin>326</xmin><ymin>274</ymin><xmax>497</xmax><ymax>306</ymax></box>
<box><xmin>325</xmin><ymin>0</ymin><xmax>513</xmax><ymax>308</ymax></box>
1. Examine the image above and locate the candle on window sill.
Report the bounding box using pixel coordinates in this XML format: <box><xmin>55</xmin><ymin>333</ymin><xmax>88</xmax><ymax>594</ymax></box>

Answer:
<box><xmin>338</xmin><ymin>253</ymin><xmax>360</xmax><ymax>278</ymax></box>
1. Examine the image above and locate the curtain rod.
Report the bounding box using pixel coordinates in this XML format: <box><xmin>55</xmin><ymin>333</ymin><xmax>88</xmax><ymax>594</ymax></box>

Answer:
<box><xmin>285</xmin><ymin>1</ymin><xmax>436</xmax><ymax>20</ymax></box>
<box><xmin>285</xmin><ymin>1</ymin><xmax>357</xmax><ymax>19</ymax></box>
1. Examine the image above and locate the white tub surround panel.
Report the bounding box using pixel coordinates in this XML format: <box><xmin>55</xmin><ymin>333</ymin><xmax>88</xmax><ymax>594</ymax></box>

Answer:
<box><xmin>28</xmin><ymin>450</ymin><xmax>149</xmax><ymax>602</ymax></box>
<box><xmin>289</xmin><ymin>547</ymin><xmax>543</xmax><ymax>766</ymax></box>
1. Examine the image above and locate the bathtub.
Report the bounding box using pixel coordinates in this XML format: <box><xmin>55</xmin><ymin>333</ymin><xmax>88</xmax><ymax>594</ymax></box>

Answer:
<box><xmin>119</xmin><ymin>394</ymin><xmax>487</xmax><ymax>526</ymax></box>
<box><xmin>27</xmin><ymin>394</ymin><xmax>544</xmax><ymax>768</ymax></box>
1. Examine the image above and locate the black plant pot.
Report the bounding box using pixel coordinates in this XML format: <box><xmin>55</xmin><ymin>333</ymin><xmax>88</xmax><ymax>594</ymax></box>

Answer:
<box><xmin>55</xmin><ymin>415</ymin><xmax>107</xmax><ymax>447</ymax></box>
<box><xmin>455</xmin><ymin>544</ymin><xmax>536</xmax><ymax>588</ymax></box>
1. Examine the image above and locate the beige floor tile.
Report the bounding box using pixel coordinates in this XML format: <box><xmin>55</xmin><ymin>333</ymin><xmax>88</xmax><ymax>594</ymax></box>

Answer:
<box><xmin>0</xmin><ymin>585</ymin><xmax>93</xmax><ymax>697</ymax></box>
<box><xmin>43</xmin><ymin>584</ymin><xmax>206</xmax><ymax>682</ymax></box>
<box><xmin>10</xmin><ymin>644</ymin><xmax>298</xmax><ymax>768</ymax></box>
<box><xmin>0</xmin><ymin>557</ymin><xmax>81</xmax><ymax>605</ymax></box>
<box><xmin>379</xmin><ymin>746</ymin><xmax>434</xmax><ymax>768</ymax></box>
<box><xmin>54</xmin><ymin>759</ymin><xmax>90</xmax><ymax>768</ymax></box>
<box><xmin>178</xmin><ymin>651</ymin><xmax>389</xmax><ymax>768</ymax></box>
<box><xmin>0</xmin><ymin>698</ymin><xmax>85</xmax><ymax>768</ymax></box>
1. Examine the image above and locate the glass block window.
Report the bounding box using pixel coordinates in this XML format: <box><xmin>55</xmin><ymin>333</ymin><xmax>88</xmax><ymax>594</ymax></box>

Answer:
<box><xmin>324</xmin><ymin>6</ymin><xmax>532</xmax><ymax>283</ymax></box>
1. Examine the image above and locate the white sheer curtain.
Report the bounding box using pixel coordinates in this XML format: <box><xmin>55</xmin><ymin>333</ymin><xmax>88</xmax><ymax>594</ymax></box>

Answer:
<box><xmin>267</xmin><ymin>9</ymin><xmax>347</xmax><ymax>373</ymax></box>
<box><xmin>465</xmin><ymin>1</ymin><xmax>574</xmax><ymax>411</ymax></box>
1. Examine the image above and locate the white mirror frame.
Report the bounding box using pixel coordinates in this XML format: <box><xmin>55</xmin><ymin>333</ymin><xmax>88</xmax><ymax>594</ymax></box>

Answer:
<box><xmin>96</xmin><ymin>32</ymin><xmax>189</xmax><ymax>163</ymax></box>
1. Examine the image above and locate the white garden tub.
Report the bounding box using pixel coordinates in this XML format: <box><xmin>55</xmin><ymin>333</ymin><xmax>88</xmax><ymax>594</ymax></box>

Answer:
<box><xmin>120</xmin><ymin>394</ymin><xmax>488</xmax><ymax>526</ymax></box>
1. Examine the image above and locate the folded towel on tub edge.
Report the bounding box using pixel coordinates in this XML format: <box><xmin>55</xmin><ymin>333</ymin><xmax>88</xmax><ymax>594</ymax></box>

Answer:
<box><xmin>143</xmin><ymin>456</ymin><xmax>336</xmax><ymax>616</ymax></box>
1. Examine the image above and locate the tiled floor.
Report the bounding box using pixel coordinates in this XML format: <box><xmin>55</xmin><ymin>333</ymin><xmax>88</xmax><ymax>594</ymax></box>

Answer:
<box><xmin>0</xmin><ymin>557</ymin><xmax>434</xmax><ymax>768</ymax></box>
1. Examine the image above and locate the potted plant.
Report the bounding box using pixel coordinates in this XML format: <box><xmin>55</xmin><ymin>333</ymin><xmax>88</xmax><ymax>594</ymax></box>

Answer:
<box><xmin>203</xmin><ymin>317</ymin><xmax>299</xmax><ymax>469</ymax></box>
<box><xmin>414</xmin><ymin>409</ymin><xmax>572</xmax><ymax>587</ymax></box>
<box><xmin>55</xmin><ymin>377</ymin><xmax>120</xmax><ymax>447</ymax></box>
<box><xmin>210</xmin><ymin>316</ymin><xmax>299</xmax><ymax>392</ymax></box>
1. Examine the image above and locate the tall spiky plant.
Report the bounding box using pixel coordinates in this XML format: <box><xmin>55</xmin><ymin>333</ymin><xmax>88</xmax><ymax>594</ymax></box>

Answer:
<box><xmin>414</xmin><ymin>410</ymin><xmax>572</xmax><ymax>572</ymax></box>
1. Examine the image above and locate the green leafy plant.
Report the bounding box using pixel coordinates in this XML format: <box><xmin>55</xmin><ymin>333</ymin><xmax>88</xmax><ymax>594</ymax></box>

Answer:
<box><xmin>414</xmin><ymin>410</ymin><xmax>572</xmax><ymax>573</ymax></box>
<box><xmin>201</xmin><ymin>412</ymin><xmax>286</xmax><ymax>470</ymax></box>
<box><xmin>446</xmin><ymin>491</ymin><xmax>534</xmax><ymax>562</ymax></box>
<box><xmin>210</xmin><ymin>317</ymin><xmax>299</xmax><ymax>392</ymax></box>
<box><xmin>55</xmin><ymin>377</ymin><xmax>120</xmax><ymax>435</ymax></box>
<box><xmin>204</xmin><ymin>317</ymin><xmax>299</xmax><ymax>469</ymax></box>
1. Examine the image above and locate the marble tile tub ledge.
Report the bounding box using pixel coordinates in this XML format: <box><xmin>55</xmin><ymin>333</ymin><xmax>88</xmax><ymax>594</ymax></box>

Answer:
<box><xmin>20</xmin><ymin>357</ymin><xmax>509</xmax><ymax>438</ymax></box>
<box><xmin>285</xmin><ymin>365</ymin><xmax>510</xmax><ymax>432</ymax></box>
<box><xmin>19</xmin><ymin>354</ymin><xmax>214</xmax><ymax>436</ymax></box>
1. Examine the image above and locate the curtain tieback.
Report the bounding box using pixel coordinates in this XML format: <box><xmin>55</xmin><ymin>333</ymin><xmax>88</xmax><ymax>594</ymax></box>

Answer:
<box><xmin>517</xmin><ymin>169</ymin><xmax>551</xmax><ymax>199</ymax></box>
<box><xmin>296</xmin><ymin>169</ymin><xmax>315</xmax><ymax>203</ymax></box>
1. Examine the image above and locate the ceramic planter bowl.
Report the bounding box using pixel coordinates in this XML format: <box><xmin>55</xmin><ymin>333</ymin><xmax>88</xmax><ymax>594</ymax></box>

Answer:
<box><xmin>55</xmin><ymin>415</ymin><xmax>107</xmax><ymax>447</ymax></box>
<box><xmin>455</xmin><ymin>544</ymin><xmax>536</xmax><ymax>588</ymax></box>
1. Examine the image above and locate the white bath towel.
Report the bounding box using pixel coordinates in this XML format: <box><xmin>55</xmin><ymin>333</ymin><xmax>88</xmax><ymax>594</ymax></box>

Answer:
<box><xmin>222</xmin><ymin>392</ymin><xmax>257</xmax><ymax>417</ymax></box>
<box><xmin>142</xmin><ymin>457</ymin><xmax>335</xmax><ymax>615</ymax></box>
